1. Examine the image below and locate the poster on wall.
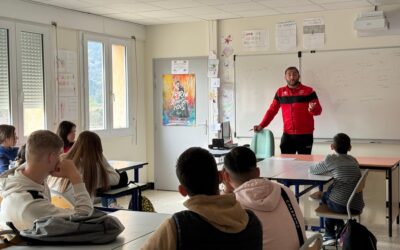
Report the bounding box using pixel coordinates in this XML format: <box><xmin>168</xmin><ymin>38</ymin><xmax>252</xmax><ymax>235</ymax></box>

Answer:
<box><xmin>163</xmin><ymin>74</ymin><xmax>196</xmax><ymax>126</ymax></box>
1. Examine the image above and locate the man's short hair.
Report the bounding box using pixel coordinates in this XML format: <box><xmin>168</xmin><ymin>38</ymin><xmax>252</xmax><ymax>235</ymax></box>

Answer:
<box><xmin>285</xmin><ymin>66</ymin><xmax>299</xmax><ymax>75</ymax></box>
<box><xmin>333</xmin><ymin>133</ymin><xmax>351</xmax><ymax>154</ymax></box>
<box><xmin>26</xmin><ymin>130</ymin><xmax>63</xmax><ymax>161</ymax></box>
<box><xmin>176</xmin><ymin>147</ymin><xmax>219</xmax><ymax>196</ymax></box>
<box><xmin>224</xmin><ymin>146</ymin><xmax>257</xmax><ymax>183</ymax></box>
<box><xmin>0</xmin><ymin>125</ymin><xmax>16</xmax><ymax>144</ymax></box>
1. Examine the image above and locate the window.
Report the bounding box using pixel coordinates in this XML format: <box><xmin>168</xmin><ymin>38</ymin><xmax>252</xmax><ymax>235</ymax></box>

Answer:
<box><xmin>0</xmin><ymin>28</ymin><xmax>10</xmax><ymax>124</ymax></box>
<box><xmin>20</xmin><ymin>31</ymin><xmax>45</xmax><ymax>136</ymax></box>
<box><xmin>0</xmin><ymin>20</ymin><xmax>53</xmax><ymax>139</ymax></box>
<box><xmin>83</xmin><ymin>34</ymin><xmax>132</xmax><ymax>135</ymax></box>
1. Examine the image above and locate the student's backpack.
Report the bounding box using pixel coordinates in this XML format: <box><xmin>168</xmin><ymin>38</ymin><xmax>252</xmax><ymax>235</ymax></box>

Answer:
<box><xmin>0</xmin><ymin>209</ymin><xmax>124</xmax><ymax>246</ymax></box>
<box><xmin>338</xmin><ymin>219</ymin><xmax>377</xmax><ymax>250</ymax></box>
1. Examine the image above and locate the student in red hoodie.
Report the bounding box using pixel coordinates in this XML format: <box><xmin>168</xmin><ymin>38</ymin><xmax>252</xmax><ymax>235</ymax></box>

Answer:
<box><xmin>254</xmin><ymin>66</ymin><xmax>322</xmax><ymax>154</ymax></box>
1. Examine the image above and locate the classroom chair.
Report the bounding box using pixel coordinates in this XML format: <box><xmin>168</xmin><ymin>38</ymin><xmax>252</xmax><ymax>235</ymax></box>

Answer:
<box><xmin>250</xmin><ymin>128</ymin><xmax>274</xmax><ymax>160</ymax></box>
<box><xmin>315</xmin><ymin>170</ymin><xmax>369</xmax><ymax>223</ymax></box>
<box><xmin>299</xmin><ymin>233</ymin><xmax>323</xmax><ymax>250</ymax></box>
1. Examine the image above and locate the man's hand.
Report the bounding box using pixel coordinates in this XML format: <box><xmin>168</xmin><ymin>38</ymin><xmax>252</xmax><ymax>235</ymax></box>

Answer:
<box><xmin>253</xmin><ymin>125</ymin><xmax>263</xmax><ymax>132</ymax></box>
<box><xmin>308</xmin><ymin>102</ymin><xmax>316</xmax><ymax>112</ymax></box>
<box><xmin>50</xmin><ymin>159</ymin><xmax>82</xmax><ymax>185</ymax></box>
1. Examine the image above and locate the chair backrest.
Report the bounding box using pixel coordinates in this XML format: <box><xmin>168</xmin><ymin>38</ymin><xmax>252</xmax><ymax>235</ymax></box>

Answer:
<box><xmin>299</xmin><ymin>233</ymin><xmax>322</xmax><ymax>250</ymax></box>
<box><xmin>346</xmin><ymin>169</ymin><xmax>369</xmax><ymax>218</ymax></box>
<box><xmin>250</xmin><ymin>129</ymin><xmax>274</xmax><ymax>159</ymax></box>
<box><xmin>51</xmin><ymin>193</ymin><xmax>73</xmax><ymax>209</ymax></box>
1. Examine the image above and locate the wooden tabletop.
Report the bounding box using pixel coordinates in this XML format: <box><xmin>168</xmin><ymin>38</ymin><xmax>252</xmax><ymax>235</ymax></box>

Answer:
<box><xmin>280</xmin><ymin>154</ymin><xmax>400</xmax><ymax>169</ymax></box>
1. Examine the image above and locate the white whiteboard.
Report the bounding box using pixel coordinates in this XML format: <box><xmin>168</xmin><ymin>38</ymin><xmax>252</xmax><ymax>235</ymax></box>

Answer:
<box><xmin>235</xmin><ymin>47</ymin><xmax>400</xmax><ymax>140</ymax></box>
<box><xmin>235</xmin><ymin>53</ymin><xmax>299</xmax><ymax>138</ymax></box>
<box><xmin>302</xmin><ymin>47</ymin><xmax>400</xmax><ymax>140</ymax></box>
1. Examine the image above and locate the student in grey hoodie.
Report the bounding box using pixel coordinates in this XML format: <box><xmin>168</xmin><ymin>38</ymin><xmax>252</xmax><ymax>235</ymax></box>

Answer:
<box><xmin>0</xmin><ymin>130</ymin><xmax>93</xmax><ymax>231</ymax></box>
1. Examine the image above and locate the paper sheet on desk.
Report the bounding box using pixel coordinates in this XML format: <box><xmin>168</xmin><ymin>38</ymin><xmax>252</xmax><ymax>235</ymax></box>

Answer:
<box><xmin>270</xmin><ymin>157</ymin><xmax>296</xmax><ymax>161</ymax></box>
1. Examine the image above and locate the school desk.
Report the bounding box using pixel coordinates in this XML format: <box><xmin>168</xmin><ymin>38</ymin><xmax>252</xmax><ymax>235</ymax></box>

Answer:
<box><xmin>258</xmin><ymin>158</ymin><xmax>332</xmax><ymax>199</ymax></box>
<box><xmin>5</xmin><ymin>210</ymin><xmax>171</xmax><ymax>250</ymax></box>
<box><xmin>280</xmin><ymin>154</ymin><xmax>400</xmax><ymax>237</ymax></box>
<box><xmin>109</xmin><ymin>160</ymin><xmax>148</xmax><ymax>182</ymax></box>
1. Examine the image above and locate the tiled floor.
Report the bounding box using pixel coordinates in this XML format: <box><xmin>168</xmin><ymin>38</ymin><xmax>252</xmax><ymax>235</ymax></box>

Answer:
<box><xmin>118</xmin><ymin>190</ymin><xmax>400</xmax><ymax>249</ymax></box>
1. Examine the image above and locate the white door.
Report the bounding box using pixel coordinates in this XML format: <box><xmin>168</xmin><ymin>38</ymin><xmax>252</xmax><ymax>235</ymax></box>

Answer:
<box><xmin>153</xmin><ymin>57</ymin><xmax>209</xmax><ymax>190</ymax></box>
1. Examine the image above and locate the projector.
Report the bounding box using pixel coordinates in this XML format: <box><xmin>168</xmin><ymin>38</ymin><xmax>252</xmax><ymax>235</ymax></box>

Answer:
<box><xmin>354</xmin><ymin>11</ymin><xmax>389</xmax><ymax>31</ymax></box>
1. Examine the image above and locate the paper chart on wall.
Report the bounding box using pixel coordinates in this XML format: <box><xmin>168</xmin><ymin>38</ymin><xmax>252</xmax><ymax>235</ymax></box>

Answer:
<box><xmin>276</xmin><ymin>21</ymin><xmax>297</xmax><ymax>51</ymax></box>
<box><xmin>57</xmin><ymin>49</ymin><xmax>78</xmax><ymax>97</ymax></box>
<box><xmin>303</xmin><ymin>17</ymin><xmax>325</xmax><ymax>49</ymax></box>
<box><xmin>59</xmin><ymin>96</ymin><xmax>78</xmax><ymax>123</ymax></box>
<box><xmin>208</xmin><ymin>59</ymin><xmax>219</xmax><ymax>78</ymax></box>
<box><xmin>242</xmin><ymin>30</ymin><xmax>269</xmax><ymax>51</ymax></box>
<box><xmin>171</xmin><ymin>60</ymin><xmax>189</xmax><ymax>74</ymax></box>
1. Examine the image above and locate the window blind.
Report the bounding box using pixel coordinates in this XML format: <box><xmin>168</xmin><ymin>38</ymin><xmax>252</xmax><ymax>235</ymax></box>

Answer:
<box><xmin>0</xmin><ymin>28</ymin><xmax>10</xmax><ymax>124</ymax></box>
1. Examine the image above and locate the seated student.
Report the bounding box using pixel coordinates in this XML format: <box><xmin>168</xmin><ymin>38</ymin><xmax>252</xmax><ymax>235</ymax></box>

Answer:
<box><xmin>56</xmin><ymin>121</ymin><xmax>76</xmax><ymax>153</ymax></box>
<box><xmin>221</xmin><ymin>146</ymin><xmax>306</xmax><ymax>250</ymax></box>
<box><xmin>0</xmin><ymin>130</ymin><xmax>93</xmax><ymax>230</ymax></box>
<box><xmin>141</xmin><ymin>147</ymin><xmax>263</xmax><ymax>250</ymax></box>
<box><xmin>48</xmin><ymin>131</ymin><xmax>124</xmax><ymax>208</ymax></box>
<box><xmin>309</xmin><ymin>133</ymin><xmax>364</xmax><ymax>244</ymax></box>
<box><xmin>0</xmin><ymin>125</ymin><xmax>19</xmax><ymax>174</ymax></box>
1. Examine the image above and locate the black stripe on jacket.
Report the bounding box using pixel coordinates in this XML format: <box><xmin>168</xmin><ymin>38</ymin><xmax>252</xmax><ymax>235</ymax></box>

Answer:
<box><xmin>274</xmin><ymin>92</ymin><xmax>318</xmax><ymax>104</ymax></box>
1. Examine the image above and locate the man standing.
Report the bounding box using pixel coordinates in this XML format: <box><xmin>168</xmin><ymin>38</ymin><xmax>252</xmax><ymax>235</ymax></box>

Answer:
<box><xmin>254</xmin><ymin>66</ymin><xmax>322</xmax><ymax>154</ymax></box>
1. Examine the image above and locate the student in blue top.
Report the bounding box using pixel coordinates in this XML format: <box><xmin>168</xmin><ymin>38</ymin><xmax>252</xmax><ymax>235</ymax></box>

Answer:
<box><xmin>0</xmin><ymin>125</ymin><xmax>19</xmax><ymax>174</ymax></box>
<box><xmin>309</xmin><ymin>133</ymin><xmax>364</xmax><ymax>245</ymax></box>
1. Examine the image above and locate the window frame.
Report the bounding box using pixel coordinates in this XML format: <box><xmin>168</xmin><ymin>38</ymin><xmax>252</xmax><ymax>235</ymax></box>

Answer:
<box><xmin>82</xmin><ymin>32</ymin><xmax>133</xmax><ymax>136</ymax></box>
<box><xmin>0</xmin><ymin>20</ymin><xmax>16</xmax><ymax>127</ymax></box>
<box><xmin>0</xmin><ymin>19</ymin><xmax>55</xmax><ymax>142</ymax></box>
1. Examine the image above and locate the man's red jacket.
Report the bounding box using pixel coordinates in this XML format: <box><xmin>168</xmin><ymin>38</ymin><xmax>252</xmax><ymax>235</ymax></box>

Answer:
<box><xmin>259</xmin><ymin>83</ymin><xmax>322</xmax><ymax>135</ymax></box>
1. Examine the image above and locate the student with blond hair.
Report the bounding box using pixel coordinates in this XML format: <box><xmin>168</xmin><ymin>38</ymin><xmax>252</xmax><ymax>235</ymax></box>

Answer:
<box><xmin>0</xmin><ymin>130</ymin><xmax>93</xmax><ymax>230</ymax></box>
<box><xmin>49</xmin><ymin>131</ymin><xmax>124</xmax><ymax>208</ymax></box>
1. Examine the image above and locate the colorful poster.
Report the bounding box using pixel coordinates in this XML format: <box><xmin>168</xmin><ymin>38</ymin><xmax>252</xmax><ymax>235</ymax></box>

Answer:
<box><xmin>163</xmin><ymin>74</ymin><xmax>196</xmax><ymax>126</ymax></box>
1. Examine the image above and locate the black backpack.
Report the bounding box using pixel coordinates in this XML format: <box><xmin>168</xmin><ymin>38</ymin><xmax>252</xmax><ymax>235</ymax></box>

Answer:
<box><xmin>338</xmin><ymin>219</ymin><xmax>377</xmax><ymax>250</ymax></box>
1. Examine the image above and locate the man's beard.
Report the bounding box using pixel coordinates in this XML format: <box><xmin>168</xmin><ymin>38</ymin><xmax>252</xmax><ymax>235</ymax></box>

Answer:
<box><xmin>287</xmin><ymin>79</ymin><xmax>299</xmax><ymax>87</ymax></box>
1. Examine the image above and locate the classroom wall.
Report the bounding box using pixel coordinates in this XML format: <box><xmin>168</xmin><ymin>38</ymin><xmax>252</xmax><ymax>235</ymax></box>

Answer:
<box><xmin>1</xmin><ymin>0</ymin><xmax>149</xmax><ymax>181</ymax></box>
<box><xmin>145</xmin><ymin>4</ymin><xmax>400</xmax><ymax>225</ymax></box>
<box><xmin>218</xmin><ymin>4</ymin><xmax>400</xmax><ymax>154</ymax></box>
<box><xmin>144</xmin><ymin>22</ymin><xmax>209</xmax><ymax>182</ymax></box>
<box><xmin>217</xmin><ymin>5</ymin><xmax>400</xmax><ymax>159</ymax></box>
<box><xmin>217</xmin><ymin>4</ymin><xmax>400</xmax><ymax>225</ymax></box>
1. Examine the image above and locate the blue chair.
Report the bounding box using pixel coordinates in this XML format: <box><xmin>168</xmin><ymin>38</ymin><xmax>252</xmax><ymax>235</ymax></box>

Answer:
<box><xmin>250</xmin><ymin>129</ymin><xmax>274</xmax><ymax>160</ymax></box>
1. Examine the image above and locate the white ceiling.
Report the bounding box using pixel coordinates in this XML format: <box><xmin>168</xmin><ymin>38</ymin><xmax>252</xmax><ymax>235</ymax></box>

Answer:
<box><xmin>27</xmin><ymin>0</ymin><xmax>400</xmax><ymax>25</ymax></box>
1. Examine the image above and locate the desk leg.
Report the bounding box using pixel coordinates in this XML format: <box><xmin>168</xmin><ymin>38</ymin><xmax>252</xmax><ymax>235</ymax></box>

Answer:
<box><xmin>295</xmin><ymin>185</ymin><xmax>300</xmax><ymax>203</ymax></box>
<box><xmin>319</xmin><ymin>184</ymin><xmax>324</xmax><ymax>230</ymax></box>
<box><xmin>128</xmin><ymin>189</ymin><xmax>142</xmax><ymax>211</ymax></box>
<box><xmin>388</xmin><ymin>169</ymin><xmax>392</xmax><ymax>237</ymax></box>
<box><xmin>134</xmin><ymin>169</ymin><xmax>139</xmax><ymax>183</ymax></box>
